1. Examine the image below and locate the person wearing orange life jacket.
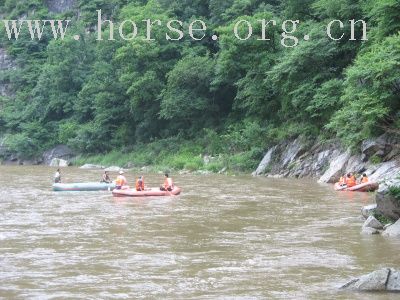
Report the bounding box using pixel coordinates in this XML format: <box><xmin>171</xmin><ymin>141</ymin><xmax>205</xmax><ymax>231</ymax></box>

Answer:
<box><xmin>115</xmin><ymin>170</ymin><xmax>127</xmax><ymax>190</ymax></box>
<box><xmin>135</xmin><ymin>176</ymin><xmax>145</xmax><ymax>191</ymax></box>
<box><xmin>160</xmin><ymin>173</ymin><xmax>174</xmax><ymax>191</ymax></box>
<box><xmin>345</xmin><ymin>172</ymin><xmax>357</xmax><ymax>188</ymax></box>
<box><xmin>360</xmin><ymin>173</ymin><xmax>369</xmax><ymax>184</ymax></box>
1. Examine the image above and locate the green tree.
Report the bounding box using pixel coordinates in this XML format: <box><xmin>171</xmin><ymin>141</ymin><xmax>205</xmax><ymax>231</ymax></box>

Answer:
<box><xmin>328</xmin><ymin>34</ymin><xmax>400</xmax><ymax>146</ymax></box>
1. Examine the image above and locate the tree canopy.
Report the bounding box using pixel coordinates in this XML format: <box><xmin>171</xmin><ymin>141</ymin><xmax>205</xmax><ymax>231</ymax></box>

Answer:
<box><xmin>0</xmin><ymin>0</ymin><xmax>398</xmax><ymax>163</ymax></box>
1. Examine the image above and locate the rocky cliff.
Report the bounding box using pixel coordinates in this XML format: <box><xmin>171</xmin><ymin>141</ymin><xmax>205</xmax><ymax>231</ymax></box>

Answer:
<box><xmin>0</xmin><ymin>48</ymin><xmax>15</xmax><ymax>97</ymax></box>
<box><xmin>253</xmin><ymin>134</ymin><xmax>400</xmax><ymax>184</ymax></box>
<box><xmin>45</xmin><ymin>0</ymin><xmax>75</xmax><ymax>13</ymax></box>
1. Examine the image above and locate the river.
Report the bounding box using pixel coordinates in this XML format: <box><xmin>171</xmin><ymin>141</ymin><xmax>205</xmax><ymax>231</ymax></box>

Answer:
<box><xmin>0</xmin><ymin>166</ymin><xmax>399</xmax><ymax>299</ymax></box>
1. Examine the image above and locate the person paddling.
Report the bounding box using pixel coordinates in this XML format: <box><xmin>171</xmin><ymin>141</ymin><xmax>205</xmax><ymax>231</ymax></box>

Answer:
<box><xmin>135</xmin><ymin>176</ymin><xmax>145</xmax><ymax>191</ymax></box>
<box><xmin>54</xmin><ymin>168</ymin><xmax>61</xmax><ymax>183</ymax></box>
<box><xmin>160</xmin><ymin>173</ymin><xmax>174</xmax><ymax>191</ymax></box>
<box><xmin>115</xmin><ymin>170</ymin><xmax>127</xmax><ymax>190</ymax></box>
<box><xmin>101</xmin><ymin>171</ymin><xmax>111</xmax><ymax>183</ymax></box>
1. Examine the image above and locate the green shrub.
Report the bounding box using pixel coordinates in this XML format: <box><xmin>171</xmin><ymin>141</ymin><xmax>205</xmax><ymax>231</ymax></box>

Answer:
<box><xmin>389</xmin><ymin>186</ymin><xmax>400</xmax><ymax>203</ymax></box>
<box><xmin>205</xmin><ymin>161</ymin><xmax>225</xmax><ymax>172</ymax></box>
<box><xmin>58</xmin><ymin>121</ymin><xmax>79</xmax><ymax>145</ymax></box>
<box><xmin>373</xmin><ymin>213</ymin><xmax>395</xmax><ymax>225</ymax></box>
<box><xmin>369</xmin><ymin>155</ymin><xmax>382</xmax><ymax>165</ymax></box>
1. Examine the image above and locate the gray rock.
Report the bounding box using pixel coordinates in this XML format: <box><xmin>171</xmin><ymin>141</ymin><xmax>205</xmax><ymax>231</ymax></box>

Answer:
<box><xmin>368</xmin><ymin>161</ymin><xmax>400</xmax><ymax>183</ymax></box>
<box><xmin>218</xmin><ymin>167</ymin><xmax>227</xmax><ymax>174</ymax></box>
<box><xmin>376</xmin><ymin>183</ymin><xmax>400</xmax><ymax>221</ymax></box>
<box><xmin>345</xmin><ymin>155</ymin><xmax>365</xmax><ymax>174</ymax></box>
<box><xmin>341</xmin><ymin>268</ymin><xmax>390</xmax><ymax>291</ymax></box>
<box><xmin>382</xmin><ymin>219</ymin><xmax>400</xmax><ymax>237</ymax></box>
<box><xmin>124</xmin><ymin>162</ymin><xmax>135</xmax><ymax>168</ymax></box>
<box><xmin>79</xmin><ymin>164</ymin><xmax>105</xmax><ymax>170</ymax></box>
<box><xmin>361</xmin><ymin>227</ymin><xmax>380</xmax><ymax>235</ymax></box>
<box><xmin>387</xmin><ymin>270</ymin><xmax>400</xmax><ymax>291</ymax></box>
<box><xmin>361</xmin><ymin>134</ymin><xmax>393</xmax><ymax>160</ymax></box>
<box><xmin>341</xmin><ymin>268</ymin><xmax>400</xmax><ymax>292</ymax></box>
<box><xmin>319</xmin><ymin>150</ymin><xmax>351</xmax><ymax>183</ymax></box>
<box><xmin>363</xmin><ymin>216</ymin><xmax>383</xmax><ymax>230</ymax></box>
<box><xmin>45</xmin><ymin>0</ymin><xmax>75</xmax><ymax>13</ymax></box>
<box><xmin>43</xmin><ymin>145</ymin><xmax>74</xmax><ymax>165</ymax></box>
<box><xmin>21</xmin><ymin>159</ymin><xmax>40</xmax><ymax>166</ymax></box>
<box><xmin>362</xmin><ymin>139</ymin><xmax>384</xmax><ymax>159</ymax></box>
<box><xmin>361</xmin><ymin>204</ymin><xmax>377</xmax><ymax>219</ymax></box>
<box><xmin>104</xmin><ymin>166</ymin><xmax>123</xmax><ymax>172</ymax></box>
<box><xmin>281</xmin><ymin>138</ymin><xmax>305</xmax><ymax>167</ymax></box>
<box><xmin>49</xmin><ymin>158</ymin><xmax>69</xmax><ymax>167</ymax></box>
<box><xmin>196</xmin><ymin>170</ymin><xmax>212</xmax><ymax>175</ymax></box>
<box><xmin>0</xmin><ymin>48</ymin><xmax>15</xmax><ymax>97</ymax></box>
<box><xmin>178</xmin><ymin>169</ymin><xmax>191</xmax><ymax>175</ymax></box>
<box><xmin>253</xmin><ymin>146</ymin><xmax>276</xmax><ymax>176</ymax></box>
<box><xmin>383</xmin><ymin>223</ymin><xmax>393</xmax><ymax>230</ymax></box>
<box><xmin>203</xmin><ymin>155</ymin><xmax>216</xmax><ymax>165</ymax></box>
<box><xmin>0</xmin><ymin>48</ymin><xmax>14</xmax><ymax>70</ymax></box>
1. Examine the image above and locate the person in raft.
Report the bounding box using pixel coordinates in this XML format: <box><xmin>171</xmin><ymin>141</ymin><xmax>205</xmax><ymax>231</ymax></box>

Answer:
<box><xmin>338</xmin><ymin>175</ymin><xmax>346</xmax><ymax>186</ymax></box>
<box><xmin>359</xmin><ymin>173</ymin><xmax>369</xmax><ymax>184</ymax></box>
<box><xmin>101</xmin><ymin>171</ymin><xmax>111</xmax><ymax>183</ymax></box>
<box><xmin>115</xmin><ymin>170</ymin><xmax>127</xmax><ymax>190</ymax></box>
<box><xmin>135</xmin><ymin>176</ymin><xmax>145</xmax><ymax>191</ymax></box>
<box><xmin>160</xmin><ymin>173</ymin><xmax>174</xmax><ymax>191</ymax></box>
<box><xmin>345</xmin><ymin>172</ymin><xmax>357</xmax><ymax>188</ymax></box>
<box><xmin>54</xmin><ymin>168</ymin><xmax>61</xmax><ymax>183</ymax></box>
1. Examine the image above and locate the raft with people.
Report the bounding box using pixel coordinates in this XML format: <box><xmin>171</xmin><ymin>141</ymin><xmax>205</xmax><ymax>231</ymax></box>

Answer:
<box><xmin>334</xmin><ymin>172</ymin><xmax>379</xmax><ymax>192</ymax></box>
<box><xmin>53</xmin><ymin>182</ymin><xmax>116</xmax><ymax>192</ymax></box>
<box><xmin>112</xmin><ymin>186</ymin><xmax>182</xmax><ymax>197</ymax></box>
<box><xmin>334</xmin><ymin>182</ymin><xmax>379</xmax><ymax>192</ymax></box>
<box><xmin>113</xmin><ymin>173</ymin><xmax>181</xmax><ymax>197</ymax></box>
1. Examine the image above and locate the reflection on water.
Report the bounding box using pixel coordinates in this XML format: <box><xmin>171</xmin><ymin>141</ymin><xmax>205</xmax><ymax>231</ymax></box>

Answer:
<box><xmin>0</xmin><ymin>166</ymin><xmax>399</xmax><ymax>299</ymax></box>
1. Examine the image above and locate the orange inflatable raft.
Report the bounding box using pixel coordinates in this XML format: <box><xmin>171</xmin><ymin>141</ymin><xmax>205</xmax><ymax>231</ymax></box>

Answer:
<box><xmin>334</xmin><ymin>182</ymin><xmax>379</xmax><ymax>192</ymax></box>
<box><xmin>112</xmin><ymin>186</ymin><xmax>182</xmax><ymax>197</ymax></box>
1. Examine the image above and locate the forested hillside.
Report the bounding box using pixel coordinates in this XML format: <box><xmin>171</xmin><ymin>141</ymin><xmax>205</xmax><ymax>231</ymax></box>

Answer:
<box><xmin>0</xmin><ymin>0</ymin><xmax>399</xmax><ymax>171</ymax></box>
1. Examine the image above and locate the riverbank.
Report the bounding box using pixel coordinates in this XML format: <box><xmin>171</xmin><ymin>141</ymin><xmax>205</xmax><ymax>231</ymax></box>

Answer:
<box><xmin>2</xmin><ymin>133</ymin><xmax>399</xmax><ymax>183</ymax></box>
<box><xmin>253</xmin><ymin>133</ymin><xmax>400</xmax><ymax>184</ymax></box>
<box><xmin>71</xmin><ymin>142</ymin><xmax>254</xmax><ymax>175</ymax></box>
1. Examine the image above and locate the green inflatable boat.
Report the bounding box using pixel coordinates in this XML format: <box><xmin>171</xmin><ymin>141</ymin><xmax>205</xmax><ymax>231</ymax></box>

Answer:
<box><xmin>53</xmin><ymin>182</ymin><xmax>116</xmax><ymax>192</ymax></box>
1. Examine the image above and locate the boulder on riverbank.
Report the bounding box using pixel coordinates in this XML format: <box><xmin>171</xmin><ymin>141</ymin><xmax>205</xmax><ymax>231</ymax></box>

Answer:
<box><xmin>382</xmin><ymin>219</ymin><xmax>400</xmax><ymax>237</ymax></box>
<box><xmin>362</xmin><ymin>216</ymin><xmax>384</xmax><ymax>230</ymax></box>
<box><xmin>375</xmin><ymin>181</ymin><xmax>400</xmax><ymax>221</ymax></box>
<box><xmin>104</xmin><ymin>166</ymin><xmax>123</xmax><ymax>172</ymax></box>
<box><xmin>49</xmin><ymin>158</ymin><xmax>69</xmax><ymax>167</ymax></box>
<box><xmin>340</xmin><ymin>268</ymin><xmax>400</xmax><ymax>292</ymax></box>
<box><xmin>43</xmin><ymin>145</ymin><xmax>74</xmax><ymax>166</ymax></box>
<box><xmin>361</xmin><ymin>204</ymin><xmax>377</xmax><ymax>219</ymax></box>
<box><xmin>79</xmin><ymin>164</ymin><xmax>105</xmax><ymax>170</ymax></box>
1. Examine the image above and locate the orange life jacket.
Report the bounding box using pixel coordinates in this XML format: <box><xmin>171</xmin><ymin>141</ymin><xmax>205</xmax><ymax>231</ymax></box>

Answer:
<box><xmin>361</xmin><ymin>176</ymin><xmax>369</xmax><ymax>183</ymax></box>
<box><xmin>346</xmin><ymin>176</ymin><xmax>356</xmax><ymax>187</ymax></box>
<box><xmin>164</xmin><ymin>178</ymin><xmax>173</xmax><ymax>189</ymax></box>
<box><xmin>116</xmin><ymin>175</ymin><xmax>127</xmax><ymax>187</ymax></box>
<box><xmin>135</xmin><ymin>179</ymin><xmax>144</xmax><ymax>191</ymax></box>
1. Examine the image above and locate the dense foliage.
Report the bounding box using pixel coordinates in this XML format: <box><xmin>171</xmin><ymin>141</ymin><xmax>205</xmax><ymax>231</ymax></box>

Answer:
<box><xmin>0</xmin><ymin>0</ymin><xmax>399</xmax><ymax>170</ymax></box>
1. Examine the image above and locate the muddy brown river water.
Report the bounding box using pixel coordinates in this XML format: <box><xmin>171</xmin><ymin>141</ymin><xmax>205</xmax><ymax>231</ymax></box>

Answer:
<box><xmin>0</xmin><ymin>166</ymin><xmax>399</xmax><ymax>299</ymax></box>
